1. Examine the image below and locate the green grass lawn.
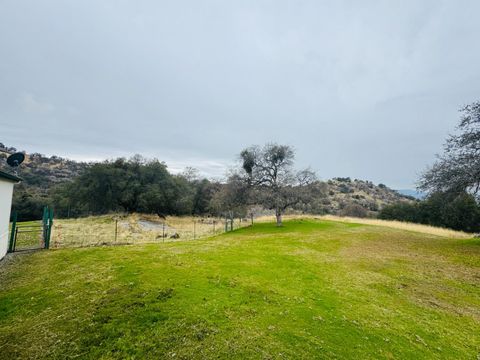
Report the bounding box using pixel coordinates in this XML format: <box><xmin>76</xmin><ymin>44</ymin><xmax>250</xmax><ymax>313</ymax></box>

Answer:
<box><xmin>0</xmin><ymin>219</ymin><xmax>479</xmax><ymax>359</ymax></box>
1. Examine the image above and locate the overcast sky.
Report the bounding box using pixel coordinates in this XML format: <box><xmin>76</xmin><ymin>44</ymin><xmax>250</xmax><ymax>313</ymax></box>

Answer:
<box><xmin>1</xmin><ymin>1</ymin><xmax>480</xmax><ymax>188</ymax></box>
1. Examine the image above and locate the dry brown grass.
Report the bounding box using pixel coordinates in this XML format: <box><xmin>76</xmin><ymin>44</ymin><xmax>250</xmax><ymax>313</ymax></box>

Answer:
<box><xmin>255</xmin><ymin>214</ymin><xmax>473</xmax><ymax>238</ymax></box>
<box><xmin>51</xmin><ymin>213</ymin><xmax>251</xmax><ymax>248</ymax></box>
<box><xmin>320</xmin><ymin>215</ymin><xmax>473</xmax><ymax>238</ymax></box>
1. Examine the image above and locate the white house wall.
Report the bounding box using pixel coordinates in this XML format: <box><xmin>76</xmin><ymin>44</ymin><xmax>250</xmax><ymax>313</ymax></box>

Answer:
<box><xmin>0</xmin><ymin>180</ymin><xmax>14</xmax><ymax>259</ymax></box>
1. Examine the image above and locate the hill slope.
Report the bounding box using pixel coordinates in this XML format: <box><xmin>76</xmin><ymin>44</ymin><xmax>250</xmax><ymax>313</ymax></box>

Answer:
<box><xmin>0</xmin><ymin>219</ymin><xmax>478</xmax><ymax>359</ymax></box>
<box><xmin>317</xmin><ymin>177</ymin><xmax>413</xmax><ymax>216</ymax></box>
<box><xmin>0</xmin><ymin>143</ymin><xmax>87</xmax><ymax>191</ymax></box>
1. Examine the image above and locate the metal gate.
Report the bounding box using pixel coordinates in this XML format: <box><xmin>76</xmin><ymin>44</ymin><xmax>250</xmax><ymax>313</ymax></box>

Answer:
<box><xmin>8</xmin><ymin>206</ymin><xmax>54</xmax><ymax>252</ymax></box>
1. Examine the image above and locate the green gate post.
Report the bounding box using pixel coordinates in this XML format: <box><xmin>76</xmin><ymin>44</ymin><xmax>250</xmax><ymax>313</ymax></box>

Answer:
<box><xmin>45</xmin><ymin>207</ymin><xmax>54</xmax><ymax>249</ymax></box>
<box><xmin>8</xmin><ymin>212</ymin><xmax>17</xmax><ymax>253</ymax></box>
<box><xmin>42</xmin><ymin>206</ymin><xmax>48</xmax><ymax>245</ymax></box>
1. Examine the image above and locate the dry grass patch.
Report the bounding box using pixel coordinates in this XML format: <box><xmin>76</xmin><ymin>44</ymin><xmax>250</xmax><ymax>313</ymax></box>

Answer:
<box><xmin>320</xmin><ymin>215</ymin><xmax>473</xmax><ymax>238</ymax></box>
<box><xmin>255</xmin><ymin>214</ymin><xmax>472</xmax><ymax>238</ymax></box>
<box><xmin>50</xmin><ymin>213</ymin><xmax>251</xmax><ymax>248</ymax></box>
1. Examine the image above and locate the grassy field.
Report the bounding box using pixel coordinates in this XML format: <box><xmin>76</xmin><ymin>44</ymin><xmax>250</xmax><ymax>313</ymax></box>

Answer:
<box><xmin>0</xmin><ymin>218</ymin><xmax>479</xmax><ymax>359</ymax></box>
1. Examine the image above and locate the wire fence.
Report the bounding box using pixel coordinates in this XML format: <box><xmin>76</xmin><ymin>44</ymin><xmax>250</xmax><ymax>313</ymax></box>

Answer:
<box><xmin>49</xmin><ymin>215</ymin><xmax>254</xmax><ymax>249</ymax></box>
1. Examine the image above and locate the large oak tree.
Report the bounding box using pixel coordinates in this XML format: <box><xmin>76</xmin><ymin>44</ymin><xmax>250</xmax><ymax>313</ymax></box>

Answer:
<box><xmin>239</xmin><ymin>143</ymin><xmax>316</xmax><ymax>226</ymax></box>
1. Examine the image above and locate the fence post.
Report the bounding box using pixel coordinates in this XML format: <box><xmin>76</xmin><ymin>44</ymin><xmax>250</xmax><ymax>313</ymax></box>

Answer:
<box><xmin>42</xmin><ymin>206</ymin><xmax>47</xmax><ymax>244</ymax></box>
<box><xmin>14</xmin><ymin>227</ymin><xmax>18</xmax><ymax>251</ymax></box>
<box><xmin>162</xmin><ymin>223</ymin><xmax>165</xmax><ymax>242</ymax></box>
<box><xmin>193</xmin><ymin>220</ymin><xmax>196</xmax><ymax>240</ymax></box>
<box><xmin>45</xmin><ymin>207</ymin><xmax>54</xmax><ymax>249</ymax></box>
<box><xmin>225</xmin><ymin>216</ymin><xmax>228</xmax><ymax>232</ymax></box>
<box><xmin>114</xmin><ymin>219</ymin><xmax>118</xmax><ymax>243</ymax></box>
<box><xmin>8</xmin><ymin>212</ymin><xmax>17</xmax><ymax>253</ymax></box>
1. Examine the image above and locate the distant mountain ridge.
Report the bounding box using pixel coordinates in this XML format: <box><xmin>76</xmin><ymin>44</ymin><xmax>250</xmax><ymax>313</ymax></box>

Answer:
<box><xmin>396</xmin><ymin>189</ymin><xmax>426</xmax><ymax>199</ymax></box>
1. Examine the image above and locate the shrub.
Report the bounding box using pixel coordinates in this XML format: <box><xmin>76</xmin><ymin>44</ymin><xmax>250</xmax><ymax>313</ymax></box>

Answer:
<box><xmin>378</xmin><ymin>191</ymin><xmax>480</xmax><ymax>232</ymax></box>
<box><xmin>338</xmin><ymin>184</ymin><xmax>353</xmax><ymax>194</ymax></box>
<box><xmin>340</xmin><ymin>204</ymin><xmax>368</xmax><ymax>218</ymax></box>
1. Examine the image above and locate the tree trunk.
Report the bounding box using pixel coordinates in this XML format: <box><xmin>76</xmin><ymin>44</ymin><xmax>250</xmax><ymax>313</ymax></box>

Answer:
<box><xmin>275</xmin><ymin>210</ymin><xmax>283</xmax><ymax>227</ymax></box>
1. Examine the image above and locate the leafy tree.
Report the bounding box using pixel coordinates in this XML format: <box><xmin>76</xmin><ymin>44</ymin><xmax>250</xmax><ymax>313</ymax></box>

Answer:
<box><xmin>378</xmin><ymin>191</ymin><xmax>480</xmax><ymax>232</ymax></box>
<box><xmin>415</xmin><ymin>101</ymin><xmax>480</xmax><ymax>232</ymax></box>
<box><xmin>209</xmin><ymin>174</ymin><xmax>250</xmax><ymax>218</ymax></box>
<box><xmin>378</xmin><ymin>202</ymin><xmax>420</xmax><ymax>223</ymax></box>
<box><xmin>239</xmin><ymin>143</ymin><xmax>316</xmax><ymax>226</ymax></box>
<box><xmin>52</xmin><ymin>156</ymin><xmax>200</xmax><ymax>217</ymax></box>
<box><xmin>192</xmin><ymin>179</ymin><xmax>220</xmax><ymax>215</ymax></box>
<box><xmin>419</xmin><ymin>101</ymin><xmax>480</xmax><ymax>197</ymax></box>
<box><xmin>11</xmin><ymin>185</ymin><xmax>49</xmax><ymax>221</ymax></box>
<box><xmin>340</xmin><ymin>204</ymin><xmax>368</xmax><ymax>218</ymax></box>
<box><xmin>170</xmin><ymin>175</ymin><xmax>195</xmax><ymax>215</ymax></box>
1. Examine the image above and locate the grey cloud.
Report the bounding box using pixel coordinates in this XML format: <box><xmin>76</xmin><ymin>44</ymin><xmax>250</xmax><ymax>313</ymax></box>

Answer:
<box><xmin>1</xmin><ymin>0</ymin><xmax>480</xmax><ymax>187</ymax></box>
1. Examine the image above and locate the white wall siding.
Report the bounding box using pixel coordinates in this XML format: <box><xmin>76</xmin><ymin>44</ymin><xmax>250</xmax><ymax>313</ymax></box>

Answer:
<box><xmin>0</xmin><ymin>180</ymin><xmax>14</xmax><ymax>259</ymax></box>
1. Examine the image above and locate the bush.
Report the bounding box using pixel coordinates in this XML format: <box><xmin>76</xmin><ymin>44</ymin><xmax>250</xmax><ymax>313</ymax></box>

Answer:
<box><xmin>334</xmin><ymin>177</ymin><xmax>351</xmax><ymax>182</ymax></box>
<box><xmin>340</xmin><ymin>204</ymin><xmax>368</xmax><ymax>218</ymax></box>
<box><xmin>378</xmin><ymin>191</ymin><xmax>480</xmax><ymax>232</ymax></box>
<box><xmin>338</xmin><ymin>184</ymin><xmax>353</xmax><ymax>194</ymax></box>
<box><xmin>378</xmin><ymin>202</ymin><xmax>420</xmax><ymax>223</ymax></box>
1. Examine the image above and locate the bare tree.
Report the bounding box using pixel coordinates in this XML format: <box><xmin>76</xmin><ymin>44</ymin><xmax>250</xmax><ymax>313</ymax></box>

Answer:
<box><xmin>209</xmin><ymin>173</ymin><xmax>249</xmax><ymax>218</ymax></box>
<box><xmin>419</xmin><ymin>101</ymin><xmax>480</xmax><ymax>197</ymax></box>
<box><xmin>240</xmin><ymin>143</ymin><xmax>316</xmax><ymax>226</ymax></box>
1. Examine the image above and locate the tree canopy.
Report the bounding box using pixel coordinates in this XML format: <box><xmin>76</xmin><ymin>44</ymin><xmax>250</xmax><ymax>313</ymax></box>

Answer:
<box><xmin>50</xmin><ymin>156</ymin><xmax>217</xmax><ymax>218</ymax></box>
<box><xmin>419</xmin><ymin>101</ymin><xmax>480</xmax><ymax>197</ymax></box>
<box><xmin>379</xmin><ymin>191</ymin><xmax>480</xmax><ymax>233</ymax></box>
<box><xmin>239</xmin><ymin>143</ymin><xmax>317</xmax><ymax>226</ymax></box>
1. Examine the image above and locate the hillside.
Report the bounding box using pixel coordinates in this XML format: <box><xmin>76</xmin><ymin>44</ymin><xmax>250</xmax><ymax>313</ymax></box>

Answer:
<box><xmin>0</xmin><ymin>143</ymin><xmax>87</xmax><ymax>191</ymax></box>
<box><xmin>0</xmin><ymin>218</ymin><xmax>478</xmax><ymax>359</ymax></box>
<box><xmin>0</xmin><ymin>143</ymin><xmax>412</xmax><ymax>217</ymax></box>
<box><xmin>298</xmin><ymin>177</ymin><xmax>414</xmax><ymax>217</ymax></box>
<box><xmin>322</xmin><ymin>177</ymin><xmax>412</xmax><ymax>215</ymax></box>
